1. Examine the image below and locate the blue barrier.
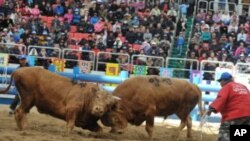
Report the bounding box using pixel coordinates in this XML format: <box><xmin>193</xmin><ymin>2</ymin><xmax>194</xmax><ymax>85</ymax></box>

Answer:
<box><xmin>0</xmin><ymin>77</ymin><xmax>11</xmax><ymax>84</ymax></box>
<box><xmin>0</xmin><ymin>66</ymin><xmax>220</xmax><ymax>122</ymax></box>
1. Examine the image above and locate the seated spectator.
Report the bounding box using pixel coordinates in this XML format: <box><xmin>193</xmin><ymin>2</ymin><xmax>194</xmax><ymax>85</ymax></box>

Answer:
<box><xmin>201</xmin><ymin>27</ymin><xmax>211</xmax><ymax>43</ymax></box>
<box><xmin>221</xmin><ymin>11</ymin><xmax>231</xmax><ymax>25</ymax></box>
<box><xmin>90</xmin><ymin>13</ymin><xmax>99</xmax><ymax>25</ymax></box>
<box><xmin>64</xmin><ymin>9</ymin><xmax>73</xmax><ymax>24</ymax></box>
<box><xmin>228</xmin><ymin>21</ymin><xmax>239</xmax><ymax>33</ymax></box>
<box><xmin>44</xmin><ymin>3</ymin><xmax>54</xmax><ymax>16</ymax></box>
<box><xmin>212</xmin><ymin>11</ymin><xmax>222</xmax><ymax>23</ymax></box>
<box><xmin>150</xmin><ymin>6</ymin><xmax>161</xmax><ymax>18</ymax></box>
<box><xmin>31</xmin><ymin>4</ymin><xmax>40</xmax><ymax>18</ymax></box>
<box><xmin>237</xmin><ymin>30</ymin><xmax>247</xmax><ymax>42</ymax></box>
<box><xmin>54</xmin><ymin>3</ymin><xmax>64</xmax><ymax>16</ymax></box>
<box><xmin>39</xmin><ymin>22</ymin><xmax>49</xmax><ymax>36</ymax></box>
<box><xmin>234</xmin><ymin>42</ymin><xmax>248</xmax><ymax>58</ymax></box>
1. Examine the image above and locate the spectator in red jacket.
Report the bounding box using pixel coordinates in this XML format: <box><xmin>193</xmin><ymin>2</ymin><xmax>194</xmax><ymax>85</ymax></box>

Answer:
<box><xmin>207</xmin><ymin>72</ymin><xmax>250</xmax><ymax>141</ymax></box>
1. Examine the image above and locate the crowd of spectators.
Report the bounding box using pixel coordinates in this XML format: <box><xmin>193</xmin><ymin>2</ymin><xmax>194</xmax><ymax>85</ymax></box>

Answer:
<box><xmin>185</xmin><ymin>2</ymin><xmax>250</xmax><ymax>79</ymax></box>
<box><xmin>0</xmin><ymin>0</ymin><xmax>185</xmax><ymax>74</ymax></box>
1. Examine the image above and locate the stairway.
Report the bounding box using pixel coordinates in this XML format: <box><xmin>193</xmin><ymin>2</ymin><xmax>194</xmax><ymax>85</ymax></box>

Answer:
<box><xmin>168</xmin><ymin>16</ymin><xmax>194</xmax><ymax>78</ymax></box>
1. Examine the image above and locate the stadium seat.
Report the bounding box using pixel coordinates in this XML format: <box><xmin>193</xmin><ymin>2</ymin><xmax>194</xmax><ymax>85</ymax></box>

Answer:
<box><xmin>133</xmin><ymin>44</ymin><xmax>141</xmax><ymax>51</ymax></box>
<box><xmin>40</xmin><ymin>16</ymin><xmax>48</xmax><ymax>23</ymax></box>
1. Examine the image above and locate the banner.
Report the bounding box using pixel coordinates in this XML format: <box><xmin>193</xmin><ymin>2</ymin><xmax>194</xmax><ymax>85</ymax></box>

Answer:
<box><xmin>27</xmin><ymin>56</ymin><xmax>36</xmax><ymax>66</ymax></box>
<box><xmin>79</xmin><ymin>61</ymin><xmax>91</xmax><ymax>73</ymax></box>
<box><xmin>106</xmin><ymin>63</ymin><xmax>120</xmax><ymax>76</ymax></box>
<box><xmin>0</xmin><ymin>53</ymin><xmax>9</xmax><ymax>67</ymax></box>
<box><xmin>190</xmin><ymin>70</ymin><xmax>202</xmax><ymax>84</ymax></box>
<box><xmin>51</xmin><ymin>58</ymin><xmax>65</xmax><ymax>72</ymax></box>
<box><xmin>160</xmin><ymin>67</ymin><xmax>173</xmax><ymax>78</ymax></box>
<box><xmin>133</xmin><ymin>65</ymin><xmax>147</xmax><ymax>76</ymax></box>
<box><xmin>105</xmin><ymin>63</ymin><xmax>119</xmax><ymax>86</ymax></box>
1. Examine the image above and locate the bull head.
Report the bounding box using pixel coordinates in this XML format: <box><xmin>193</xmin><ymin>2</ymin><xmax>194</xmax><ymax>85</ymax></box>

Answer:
<box><xmin>100</xmin><ymin>101</ymin><xmax>128</xmax><ymax>134</ymax></box>
<box><xmin>90</xmin><ymin>88</ymin><xmax>121</xmax><ymax>117</ymax></box>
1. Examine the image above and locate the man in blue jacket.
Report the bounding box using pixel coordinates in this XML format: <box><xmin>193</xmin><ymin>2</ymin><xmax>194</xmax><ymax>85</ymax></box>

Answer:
<box><xmin>9</xmin><ymin>55</ymin><xmax>30</xmax><ymax>115</ymax></box>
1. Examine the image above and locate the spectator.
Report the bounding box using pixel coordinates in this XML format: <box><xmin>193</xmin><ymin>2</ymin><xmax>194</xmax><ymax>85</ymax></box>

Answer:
<box><xmin>9</xmin><ymin>55</ymin><xmax>30</xmax><ymax>115</ymax></box>
<box><xmin>179</xmin><ymin>2</ymin><xmax>189</xmax><ymax>21</ymax></box>
<box><xmin>176</xmin><ymin>32</ymin><xmax>185</xmax><ymax>56</ymax></box>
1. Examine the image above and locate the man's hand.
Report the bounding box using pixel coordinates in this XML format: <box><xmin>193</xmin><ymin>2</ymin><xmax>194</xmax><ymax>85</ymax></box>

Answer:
<box><xmin>206</xmin><ymin>110</ymin><xmax>212</xmax><ymax>116</ymax></box>
<box><xmin>207</xmin><ymin>106</ymin><xmax>217</xmax><ymax>116</ymax></box>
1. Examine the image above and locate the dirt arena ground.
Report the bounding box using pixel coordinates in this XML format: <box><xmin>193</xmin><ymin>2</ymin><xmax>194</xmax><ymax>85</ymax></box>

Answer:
<box><xmin>0</xmin><ymin>105</ymin><xmax>218</xmax><ymax>141</ymax></box>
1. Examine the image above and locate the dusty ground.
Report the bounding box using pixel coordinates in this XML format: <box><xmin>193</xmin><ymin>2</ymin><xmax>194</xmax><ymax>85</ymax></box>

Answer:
<box><xmin>0</xmin><ymin>105</ymin><xmax>218</xmax><ymax>141</ymax></box>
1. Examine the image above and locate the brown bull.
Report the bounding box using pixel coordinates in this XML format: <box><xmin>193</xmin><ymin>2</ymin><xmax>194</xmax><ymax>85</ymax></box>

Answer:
<box><xmin>0</xmin><ymin>67</ymin><xmax>120</xmax><ymax>132</ymax></box>
<box><xmin>101</xmin><ymin>76</ymin><xmax>203</xmax><ymax>139</ymax></box>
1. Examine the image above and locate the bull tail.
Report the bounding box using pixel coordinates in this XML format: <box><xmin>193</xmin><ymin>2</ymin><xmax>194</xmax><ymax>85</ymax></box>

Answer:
<box><xmin>0</xmin><ymin>73</ymin><xmax>14</xmax><ymax>94</ymax></box>
<box><xmin>194</xmin><ymin>84</ymin><xmax>204</xmax><ymax>117</ymax></box>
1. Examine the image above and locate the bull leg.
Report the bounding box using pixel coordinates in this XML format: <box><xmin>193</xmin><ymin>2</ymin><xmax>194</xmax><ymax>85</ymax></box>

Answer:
<box><xmin>145</xmin><ymin>106</ymin><xmax>156</xmax><ymax>139</ymax></box>
<box><xmin>15</xmin><ymin>106</ymin><xmax>26</xmax><ymax>130</ymax></box>
<box><xmin>65</xmin><ymin>107</ymin><xmax>78</xmax><ymax>133</ymax></box>
<box><xmin>173</xmin><ymin>114</ymin><xmax>188</xmax><ymax>140</ymax></box>
<box><xmin>14</xmin><ymin>86</ymin><xmax>34</xmax><ymax>130</ymax></box>
<box><xmin>186</xmin><ymin>116</ymin><xmax>192</xmax><ymax>138</ymax></box>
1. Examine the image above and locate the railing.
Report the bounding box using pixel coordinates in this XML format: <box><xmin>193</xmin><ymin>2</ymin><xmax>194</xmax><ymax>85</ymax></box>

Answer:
<box><xmin>197</xmin><ymin>0</ymin><xmax>208</xmax><ymax>13</ymax></box>
<box><xmin>0</xmin><ymin>43</ymin><xmax>27</xmax><ymax>64</ymax></box>
<box><xmin>62</xmin><ymin>49</ymin><xmax>95</xmax><ymax>69</ymax></box>
<box><xmin>209</xmin><ymin>1</ymin><xmax>237</xmax><ymax>14</ymax></box>
<box><xmin>28</xmin><ymin>45</ymin><xmax>61</xmax><ymax>59</ymax></box>
<box><xmin>234</xmin><ymin>62</ymin><xmax>250</xmax><ymax>74</ymax></box>
<box><xmin>131</xmin><ymin>54</ymin><xmax>165</xmax><ymax>70</ymax></box>
<box><xmin>0</xmin><ymin>43</ymin><xmax>27</xmax><ymax>56</ymax></box>
<box><xmin>200</xmin><ymin>60</ymin><xmax>235</xmax><ymax>79</ymax></box>
<box><xmin>166</xmin><ymin>57</ymin><xmax>199</xmax><ymax>78</ymax></box>
<box><xmin>234</xmin><ymin>62</ymin><xmax>250</xmax><ymax>89</ymax></box>
<box><xmin>95</xmin><ymin>52</ymin><xmax>130</xmax><ymax>71</ymax></box>
<box><xmin>237</xmin><ymin>2</ymin><xmax>250</xmax><ymax>15</ymax></box>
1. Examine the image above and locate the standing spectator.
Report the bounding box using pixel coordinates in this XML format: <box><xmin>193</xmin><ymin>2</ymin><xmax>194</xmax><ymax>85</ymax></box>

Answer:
<box><xmin>176</xmin><ymin>32</ymin><xmax>185</xmax><ymax>56</ymax></box>
<box><xmin>179</xmin><ymin>2</ymin><xmax>189</xmax><ymax>21</ymax></box>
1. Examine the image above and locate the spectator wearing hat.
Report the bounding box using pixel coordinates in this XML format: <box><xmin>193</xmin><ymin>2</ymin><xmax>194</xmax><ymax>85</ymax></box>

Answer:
<box><xmin>9</xmin><ymin>55</ymin><xmax>30</xmax><ymax>115</ymax></box>
<box><xmin>207</xmin><ymin>72</ymin><xmax>250</xmax><ymax>141</ymax></box>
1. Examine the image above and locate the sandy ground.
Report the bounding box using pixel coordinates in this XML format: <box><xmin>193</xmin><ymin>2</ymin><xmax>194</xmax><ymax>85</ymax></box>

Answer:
<box><xmin>0</xmin><ymin>105</ymin><xmax>219</xmax><ymax>141</ymax></box>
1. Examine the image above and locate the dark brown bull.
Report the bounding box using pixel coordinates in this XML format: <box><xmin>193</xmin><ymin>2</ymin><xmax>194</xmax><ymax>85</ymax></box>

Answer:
<box><xmin>0</xmin><ymin>67</ymin><xmax>120</xmax><ymax>133</ymax></box>
<box><xmin>101</xmin><ymin>76</ymin><xmax>203</xmax><ymax>139</ymax></box>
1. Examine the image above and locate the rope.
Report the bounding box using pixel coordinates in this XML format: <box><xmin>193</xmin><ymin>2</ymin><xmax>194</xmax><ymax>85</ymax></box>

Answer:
<box><xmin>199</xmin><ymin>110</ymin><xmax>217</xmax><ymax>141</ymax></box>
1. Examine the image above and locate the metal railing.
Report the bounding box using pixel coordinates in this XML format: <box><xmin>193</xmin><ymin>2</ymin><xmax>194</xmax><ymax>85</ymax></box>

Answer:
<box><xmin>95</xmin><ymin>52</ymin><xmax>130</xmax><ymax>71</ymax></box>
<box><xmin>62</xmin><ymin>48</ymin><xmax>95</xmax><ymax>69</ymax></box>
<box><xmin>200</xmin><ymin>60</ymin><xmax>235</xmax><ymax>74</ymax></box>
<box><xmin>209</xmin><ymin>1</ymin><xmax>237</xmax><ymax>13</ymax></box>
<box><xmin>0</xmin><ymin>43</ymin><xmax>27</xmax><ymax>57</ymax></box>
<box><xmin>131</xmin><ymin>54</ymin><xmax>165</xmax><ymax>69</ymax></box>
<box><xmin>197</xmin><ymin>0</ymin><xmax>209</xmax><ymax>13</ymax></box>
<box><xmin>28</xmin><ymin>45</ymin><xmax>61</xmax><ymax>59</ymax></box>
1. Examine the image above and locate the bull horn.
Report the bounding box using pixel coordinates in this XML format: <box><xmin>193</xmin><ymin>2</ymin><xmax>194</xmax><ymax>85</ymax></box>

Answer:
<box><xmin>112</xmin><ymin>96</ymin><xmax>121</xmax><ymax>100</ymax></box>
